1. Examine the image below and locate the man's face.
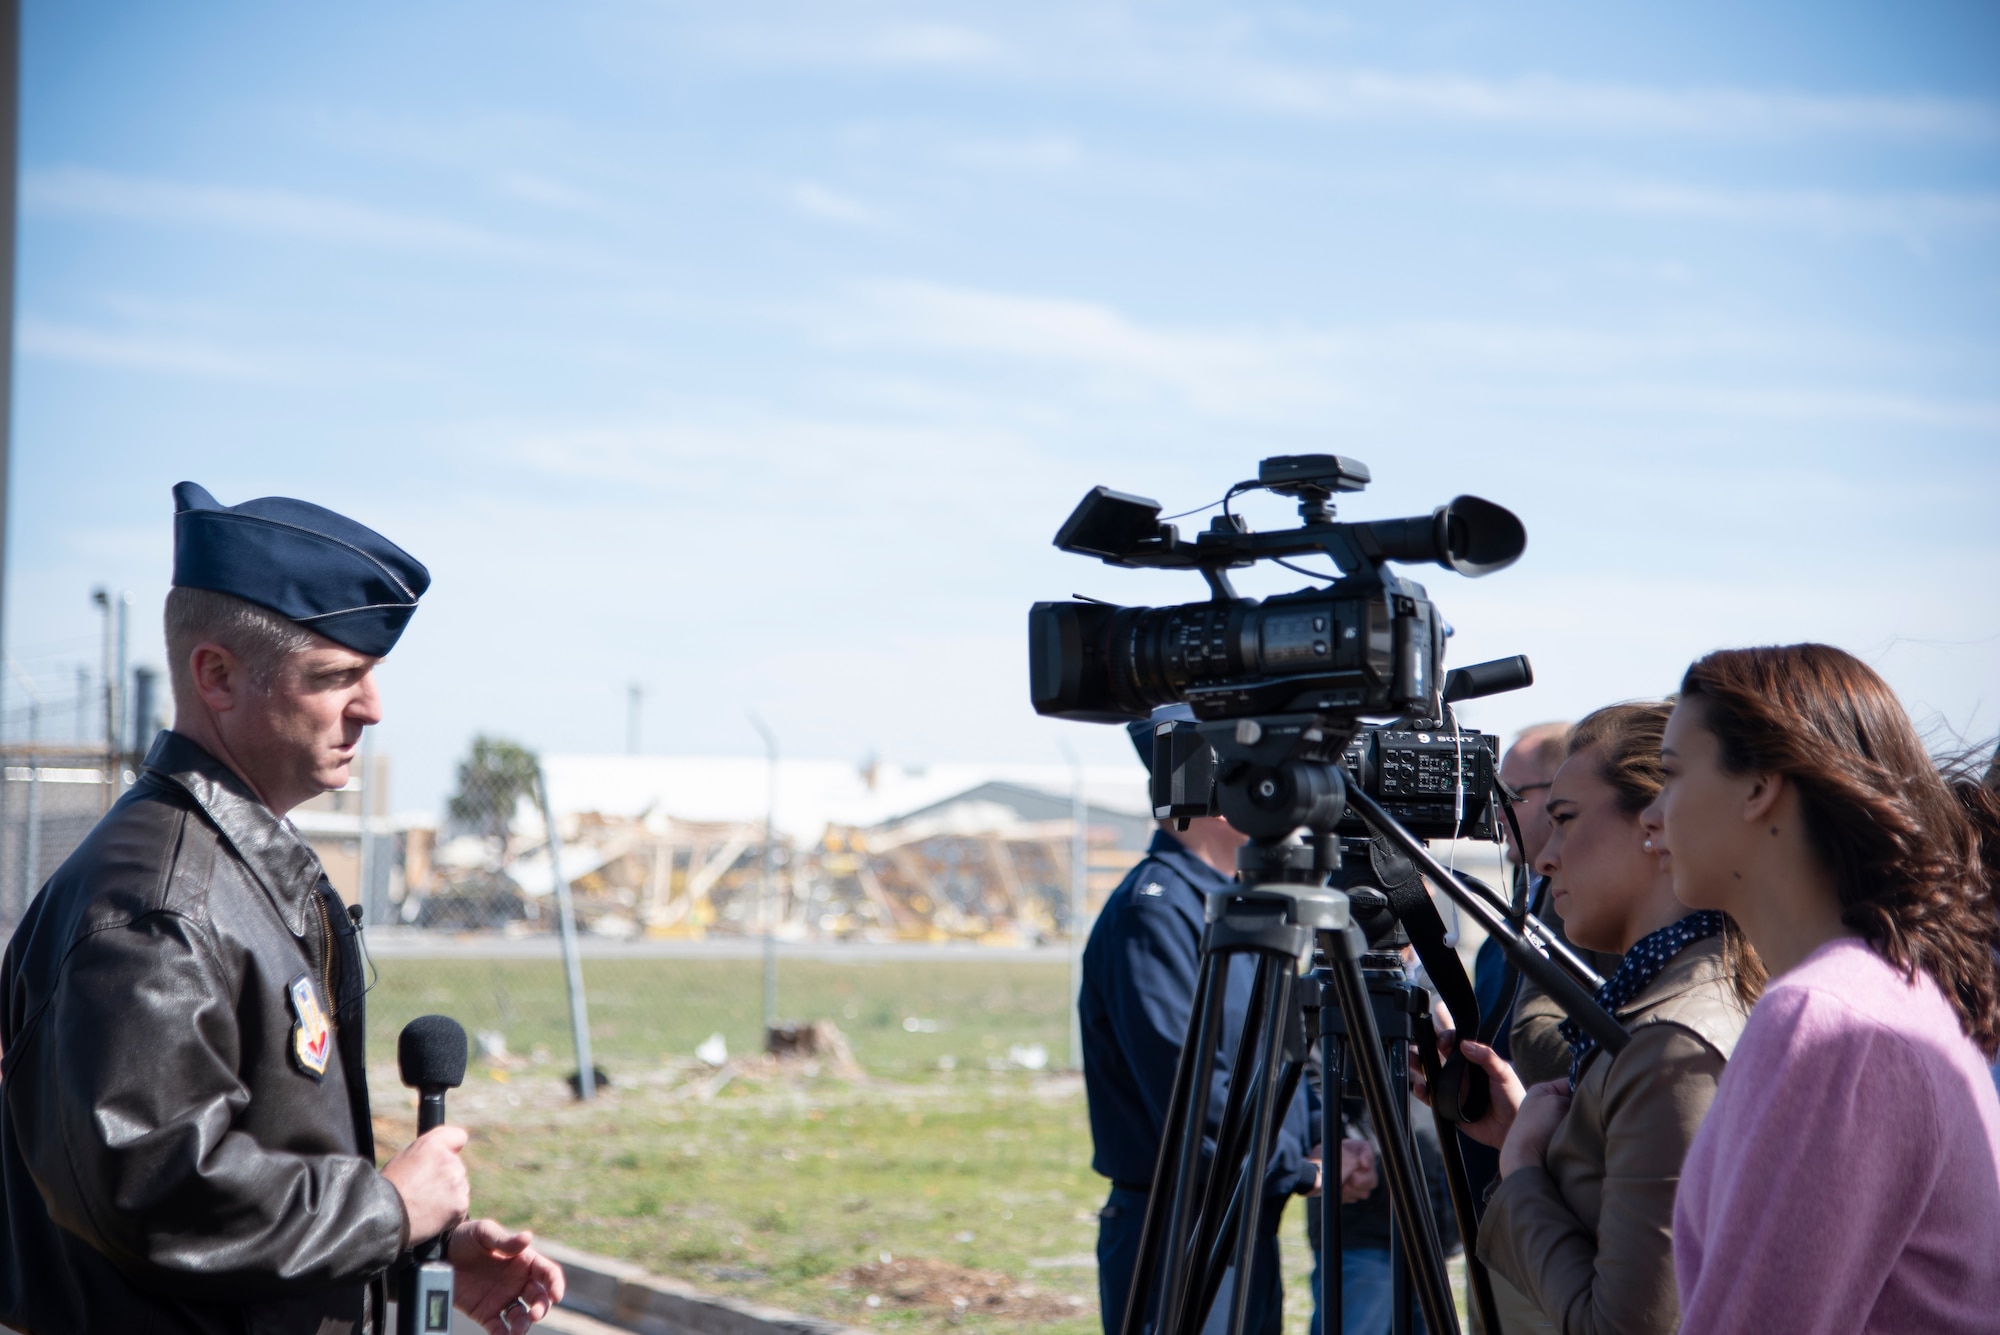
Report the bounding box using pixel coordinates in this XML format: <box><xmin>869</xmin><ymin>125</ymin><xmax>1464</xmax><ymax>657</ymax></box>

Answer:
<box><xmin>1498</xmin><ymin>744</ymin><xmax>1561</xmax><ymax>870</ymax></box>
<box><xmin>221</xmin><ymin>638</ymin><xmax>383</xmax><ymax>810</ymax></box>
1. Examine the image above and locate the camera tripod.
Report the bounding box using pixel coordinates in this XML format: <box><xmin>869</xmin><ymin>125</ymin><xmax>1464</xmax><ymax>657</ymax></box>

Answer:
<box><xmin>1116</xmin><ymin>746</ymin><xmax>1629</xmax><ymax>1335</ymax></box>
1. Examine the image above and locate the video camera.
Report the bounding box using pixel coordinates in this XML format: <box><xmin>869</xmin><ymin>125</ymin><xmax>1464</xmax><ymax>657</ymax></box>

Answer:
<box><xmin>1029</xmin><ymin>453</ymin><xmax>1532</xmax><ymax>841</ymax></box>
<box><xmin>1030</xmin><ymin>455</ymin><xmax>1629</xmax><ymax>1335</ymax></box>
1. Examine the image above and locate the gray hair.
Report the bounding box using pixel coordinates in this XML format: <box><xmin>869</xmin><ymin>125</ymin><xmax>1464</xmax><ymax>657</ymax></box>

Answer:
<box><xmin>1506</xmin><ymin>720</ymin><xmax>1573</xmax><ymax>774</ymax></box>
<box><xmin>165</xmin><ymin>586</ymin><xmax>317</xmax><ymax>699</ymax></box>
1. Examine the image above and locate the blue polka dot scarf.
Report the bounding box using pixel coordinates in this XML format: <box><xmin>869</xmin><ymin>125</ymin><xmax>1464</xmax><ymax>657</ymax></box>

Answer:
<box><xmin>1558</xmin><ymin>910</ymin><xmax>1727</xmax><ymax>1088</ymax></box>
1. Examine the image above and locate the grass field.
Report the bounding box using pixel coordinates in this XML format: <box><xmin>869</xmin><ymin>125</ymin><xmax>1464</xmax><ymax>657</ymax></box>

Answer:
<box><xmin>365</xmin><ymin>953</ymin><xmax>1462</xmax><ymax>1335</ymax></box>
<box><xmin>364</xmin><ymin>954</ymin><xmax>1077</xmax><ymax>1076</ymax></box>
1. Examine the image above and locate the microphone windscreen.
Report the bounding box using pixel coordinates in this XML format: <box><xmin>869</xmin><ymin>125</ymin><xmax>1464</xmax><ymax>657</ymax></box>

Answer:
<box><xmin>398</xmin><ymin>1015</ymin><xmax>468</xmax><ymax>1090</ymax></box>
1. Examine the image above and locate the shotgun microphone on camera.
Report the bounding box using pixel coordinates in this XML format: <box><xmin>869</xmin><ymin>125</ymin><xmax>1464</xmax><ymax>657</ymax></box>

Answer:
<box><xmin>396</xmin><ymin>1016</ymin><xmax>467</xmax><ymax>1335</ymax></box>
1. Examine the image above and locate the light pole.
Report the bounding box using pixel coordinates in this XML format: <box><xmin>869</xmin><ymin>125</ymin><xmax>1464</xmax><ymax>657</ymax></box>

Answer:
<box><xmin>91</xmin><ymin>588</ymin><xmax>112</xmax><ymax>750</ymax></box>
<box><xmin>90</xmin><ymin>589</ymin><xmax>116</xmax><ymax>810</ymax></box>
<box><xmin>626</xmin><ymin>683</ymin><xmax>643</xmax><ymax>755</ymax></box>
<box><xmin>114</xmin><ymin>592</ymin><xmax>130</xmax><ymax>783</ymax></box>
<box><xmin>747</xmin><ymin>711</ymin><xmax>779</xmax><ymax>1036</ymax></box>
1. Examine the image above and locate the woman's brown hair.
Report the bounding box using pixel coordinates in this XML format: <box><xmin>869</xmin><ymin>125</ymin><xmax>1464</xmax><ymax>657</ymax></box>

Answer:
<box><xmin>1681</xmin><ymin>644</ymin><xmax>2000</xmax><ymax>1057</ymax></box>
<box><xmin>1569</xmin><ymin>701</ymin><xmax>1766</xmax><ymax>1008</ymax></box>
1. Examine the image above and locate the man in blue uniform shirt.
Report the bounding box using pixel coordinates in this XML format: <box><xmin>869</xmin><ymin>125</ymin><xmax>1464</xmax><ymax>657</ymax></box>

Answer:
<box><xmin>1080</xmin><ymin>707</ymin><xmax>1347</xmax><ymax>1335</ymax></box>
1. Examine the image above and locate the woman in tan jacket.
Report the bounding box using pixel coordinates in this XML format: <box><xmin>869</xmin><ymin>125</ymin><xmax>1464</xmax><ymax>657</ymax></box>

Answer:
<box><xmin>1442</xmin><ymin>701</ymin><xmax>1763</xmax><ymax>1335</ymax></box>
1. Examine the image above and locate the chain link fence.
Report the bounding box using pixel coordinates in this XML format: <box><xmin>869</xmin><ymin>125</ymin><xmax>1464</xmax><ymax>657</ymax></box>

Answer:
<box><xmin>0</xmin><ymin>745</ymin><xmax>121</xmax><ymax>933</ymax></box>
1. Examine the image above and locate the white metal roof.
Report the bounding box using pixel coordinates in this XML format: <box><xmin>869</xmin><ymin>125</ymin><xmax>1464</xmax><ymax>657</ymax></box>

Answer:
<box><xmin>539</xmin><ymin>754</ymin><xmax>1150</xmax><ymax>843</ymax></box>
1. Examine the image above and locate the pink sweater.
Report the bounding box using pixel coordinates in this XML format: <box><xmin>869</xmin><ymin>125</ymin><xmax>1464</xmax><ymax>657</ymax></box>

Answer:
<box><xmin>1674</xmin><ymin>937</ymin><xmax>2000</xmax><ymax>1333</ymax></box>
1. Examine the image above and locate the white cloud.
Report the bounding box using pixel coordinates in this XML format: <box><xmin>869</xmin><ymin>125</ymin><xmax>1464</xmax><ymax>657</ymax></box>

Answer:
<box><xmin>826</xmin><ymin>280</ymin><xmax>1349</xmax><ymax>416</ymax></box>
<box><xmin>1447</xmin><ymin>570</ymin><xmax>2000</xmax><ymax>756</ymax></box>
<box><xmin>806</xmin><ymin>281</ymin><xmax>2000</xmax><ymax>436</ymax></box>
<box><xmin>786</xmin><ymin>181</ymin><xmax>875</xmax><ymax>225</ymax></box>
<box><xmin>865</xmin><ymin>23</ymin><xmax>1001</xmax><ymax>65</ymax></box>
<box><xmin>689</xmin><ymin>9</ymin><xmax>1998</xmax><ymax>141</ymax></box>
<box><xmin>494</xmin><ymin>172</ymin><xmax>605</xmax><ymax>213</ymax></box>
<box><xmin>712</xmin><ymin>18</ymin><xmax>1002</xmax><ymax>68</ymax></box>
<box><xmin>23</xmin><ymin>166</ymin><xmax>566</xmax><ymax>261</ymax></box>
<box><xmin>946</xmin><ymin>133</ymin><xmax>1083</xmax><ymax>169</ymax></box>
<box><xmin>17</xmin><ymin>316</ymin><xmax>270</xmax><ymax>379</ymax></box>
<box><xmin>1229</xmin><ymin>70</ymin><xmax>2000</xmax><ymax>139</ymax></box>
<box><xmin>1499</xmin><ymin>174</ymin><xmax>2000</xmax><ymax>237</ymax></box>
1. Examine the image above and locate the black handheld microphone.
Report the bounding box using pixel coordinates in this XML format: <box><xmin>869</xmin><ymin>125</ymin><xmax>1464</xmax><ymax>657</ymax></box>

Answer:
<box><xmin>396</xmin><ymin>1016</ymin><xmax>467</xmax><ymax>1335</ymax></box>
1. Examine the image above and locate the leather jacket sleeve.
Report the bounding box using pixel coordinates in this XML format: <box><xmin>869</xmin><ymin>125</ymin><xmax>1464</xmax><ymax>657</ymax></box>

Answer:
<box><xmin>1477</xmin><ymin>1021</ymin><xmax>1724</xmax><ymax>1335</ymax></box>
<box><xmin>7</xmin><ymin>907</ymin><xmax>407</xmax><ymax>1298</ymax></box>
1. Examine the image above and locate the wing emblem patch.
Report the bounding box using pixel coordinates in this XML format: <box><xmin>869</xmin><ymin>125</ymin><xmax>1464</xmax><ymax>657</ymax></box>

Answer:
<box><xmin>288</xmin><ymin>973</ymin><xmax>331</xmax><ymax>1079</ymax></box>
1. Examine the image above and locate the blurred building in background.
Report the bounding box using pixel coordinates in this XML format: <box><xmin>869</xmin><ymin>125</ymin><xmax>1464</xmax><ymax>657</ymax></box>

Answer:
<box><xmin>374</xmin><ymin>753</ymin><xmax>1151</xmax><ymax>946</ymax></box>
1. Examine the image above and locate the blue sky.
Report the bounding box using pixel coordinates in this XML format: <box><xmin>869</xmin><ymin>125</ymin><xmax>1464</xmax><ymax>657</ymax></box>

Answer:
<box><xmin>8</xmin><ymin>1</ymin><xmax>1999</xmax><ymax>812</ymax></box>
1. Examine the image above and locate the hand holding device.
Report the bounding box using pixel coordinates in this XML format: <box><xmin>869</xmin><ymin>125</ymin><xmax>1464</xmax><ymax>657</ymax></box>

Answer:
<box><xmin>395</xmin><ymin>1016</ymin><xmax>467</xmax><ymax>1335</ymax></box>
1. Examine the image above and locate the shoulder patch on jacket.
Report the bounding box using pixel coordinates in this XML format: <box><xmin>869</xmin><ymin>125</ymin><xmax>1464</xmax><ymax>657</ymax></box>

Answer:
<box><xmin>288</xmin><ymin>973</ymin><xmax>332</xmax><ymax>1078</ymax></box>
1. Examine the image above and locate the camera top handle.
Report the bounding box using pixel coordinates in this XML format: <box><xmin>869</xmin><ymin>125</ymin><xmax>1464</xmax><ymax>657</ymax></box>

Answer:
<box><xmin>1054</xmin><ymin>455</ymin><xmax>1528</xmax><ymax>595</ymax></box>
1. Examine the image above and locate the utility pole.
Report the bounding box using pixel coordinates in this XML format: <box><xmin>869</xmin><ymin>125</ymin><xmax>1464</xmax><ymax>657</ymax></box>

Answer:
<box><xmin>129</xmin><ymin>666</ymin><xmax>157</xmax><ymax>754</ymax></box>
<box><xmin>113</xmin><ymin>592</ymin><xmax>130</xmax><ymax>782</ymax></box>
<box><xmin>91</xmin><ymin>590</ymin><xmax>113</xmax><ymax>809</ymax></box>
<box><xmin>748</xmin><ymin>711</ymin><xmax>779</xmax><ymax>1036</ymax></box>
<box><xmin>626</xmin><ymin>683</ymin><xmax>643</xmax><ymax>755</ymax></box>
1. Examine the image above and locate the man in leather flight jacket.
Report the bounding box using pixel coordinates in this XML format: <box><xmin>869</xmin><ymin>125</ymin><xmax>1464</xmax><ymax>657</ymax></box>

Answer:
<box><xmin>0</xmin><ymin>484</ymin><xmax>563</xmax><ymax>1334</ymax></box>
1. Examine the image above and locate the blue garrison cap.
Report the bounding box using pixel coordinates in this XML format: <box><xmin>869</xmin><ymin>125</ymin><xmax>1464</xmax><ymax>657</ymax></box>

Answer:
<box><xmin>1126</xmin><ymin>704</ymin><xmax>1197</xmax><ymax>775</ymax></box>
<box><xmin>171</xmin><ymin>482</ymin><xmax>429</xmax><ymax>658</ymax></box>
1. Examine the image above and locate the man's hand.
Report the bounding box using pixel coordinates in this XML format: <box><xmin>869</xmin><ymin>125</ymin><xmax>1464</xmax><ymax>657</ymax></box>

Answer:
<box><xmin>1302</xmin><ymin>1140</ymin><xmax>1379</xmax><ymax>1202</ymax></box>
<box><xmin>1338</xmin><ymin>1139</ymin><xmax>1377</xmax><ymax>1203</ymax></box>
<box><xmin>1498</xmin><ymin>1080</ymin><xmax>1572</xmax><ymax>1179</ymax></box>
<box><xmin>381</xmin><ymin>1125</ymin><xmax>470</xmax><ymax>1244</ymax></box>
<box><xmin>450</xmin><ymin>1219</ymin><xmax>567</xmax><ymax>1334</ymax></box>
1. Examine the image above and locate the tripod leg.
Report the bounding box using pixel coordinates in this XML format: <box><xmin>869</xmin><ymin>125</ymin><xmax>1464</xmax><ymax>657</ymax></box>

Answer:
<box><xmin>1168</xmin><ymin>955</ymin><xmax>1272</xmax><ymax>1327</ymax></box>
<box><xmin>1391</xmin><ymin>1039</ymin><xmax>1411</xmax><ymax>1335</ymax></box>
<box><xmin>1180</xmin><ymin>955</ymin><xmax>1276</xmax><ymax>1323</ymax></box>
<box><xmin>1152</xmin><ymin>955</ymin><xmax>1224</xmax><ymax>1335</ymax></box>
<box><xmin>1321</xmin><ymin>1032</ymin><xmax>1343</xmax><ymax>1335</ymax></box>
<box><xmin>1323</xmin><ymin>943</ymin><xmax>1460</xmax><ymax>1335</ymax></box>
<box><xmin>1224</xmin><ymin>966</ymin><xmax>1294</xmax><ymax>1335</ymax></box>
<box><xmin>1415</xmin><ymin>1017</ymin><xmax>1500</xmax><ymax>1335</ymax></box>
<box><xmin>1122</xmin><ymin>947</ymin><xmax>1227</xmax><ymax>1335</ymax></box>
<box><xmin>1193</xmin><ymin>1058</ymin><xmax>1303</xmax><ymax>1331</ymax></box>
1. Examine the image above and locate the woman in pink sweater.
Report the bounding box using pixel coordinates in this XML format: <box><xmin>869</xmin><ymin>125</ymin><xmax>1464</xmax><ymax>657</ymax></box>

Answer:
<box><xmin>1643</xmin><ymin>644</ymin><xmax>2000</xmax><ymax>1333</ymax></box>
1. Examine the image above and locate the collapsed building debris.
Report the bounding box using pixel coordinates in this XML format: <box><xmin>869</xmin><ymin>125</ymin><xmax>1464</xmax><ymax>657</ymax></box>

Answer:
<box><xmin>393</xmin><ymin>760</ymin><xmax>1152</xmax><ymax>943</ymax></box>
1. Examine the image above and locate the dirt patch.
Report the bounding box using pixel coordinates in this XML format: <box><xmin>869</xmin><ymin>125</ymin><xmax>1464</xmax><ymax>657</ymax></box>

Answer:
<box><xmin>836</xmin><ymin>1256</ymin><xmax>1088</xmax><ymax>1321</ymax></box>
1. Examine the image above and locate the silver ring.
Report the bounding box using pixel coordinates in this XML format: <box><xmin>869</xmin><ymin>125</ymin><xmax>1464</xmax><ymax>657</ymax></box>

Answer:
<box><xmin>503</xmin><ymin>1297</ymin><xmax>532</xmax><ymax>1331</ymax></box>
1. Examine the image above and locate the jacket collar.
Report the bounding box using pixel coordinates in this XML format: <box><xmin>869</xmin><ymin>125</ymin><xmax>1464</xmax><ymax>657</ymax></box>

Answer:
<box><xmin>142</xmin><ymin>730</ymin><xmax>327</xmax><ymax>937</ymax></box>
<box><xmin>1146</xmin><ymin>828</ymin><xmax>1233</xmax><ymax>893</ymax></box>
<box><xmin>1618</xmin><ymin>933</ymin><xmax>1732</xmax><ymax>1020</ymax></box>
